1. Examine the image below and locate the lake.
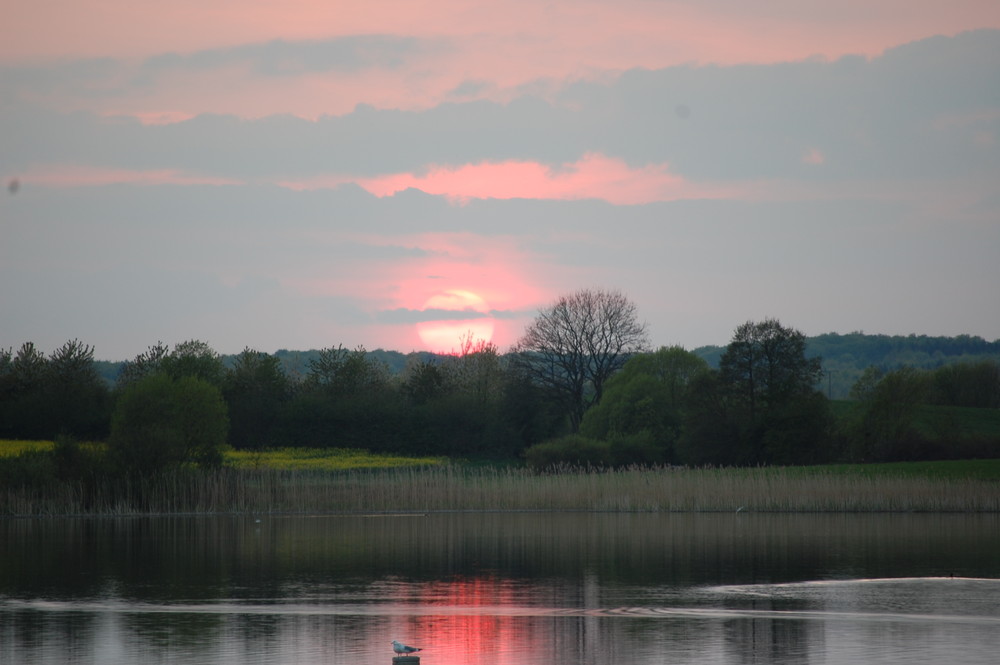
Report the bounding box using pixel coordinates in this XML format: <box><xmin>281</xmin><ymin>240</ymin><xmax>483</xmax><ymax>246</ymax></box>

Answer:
<box><xmin>2</xmin><ymin>512</ymin><xmax>999</xmax><ymax>664</ymax></box>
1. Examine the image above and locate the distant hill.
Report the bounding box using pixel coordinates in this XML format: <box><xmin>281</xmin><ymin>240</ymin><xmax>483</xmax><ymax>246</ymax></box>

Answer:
<box><xmin>95</xmin><ymin>333</ymin><xmax>1000</xmax><ymax>397</ymax></box>
<box><xmin>693</xmin><ymin>333</ymin><xmax>1000</xmax><ymax>399</ymax></box>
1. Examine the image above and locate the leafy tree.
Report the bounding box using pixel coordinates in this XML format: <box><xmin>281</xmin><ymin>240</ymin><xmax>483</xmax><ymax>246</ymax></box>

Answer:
<box><xmin>495</xmin><ymin>365</ymin><xmax>564</xmax><ymax>452</ymax></box>
<box><xmin>0</xmin><ymin>343</ymin><xmax>49</xmax><ymax>438</ymax></box>
<box><xmin>304</xmin><ymin>345</ymin><xmax>390</xmax><ymax>397</ymax></box>
<box><xmin>441</xmin><ymin>335</ymin><xmax>506</xmax><ymax>406</ymax></box>
<box><xmin>675</xmin><ymin>370</ymin><xmax>743</xmax><ymax>465</ymax></box>
<box><xmin>0</xmin><ymin>340</ymin><xmax>109</xmax><ymax>440</ymax></box>
<box><xmin>44</xmin><ymin>339</ymin><xmax>111</xmax><ymax>439</ymax></box>
<box><xmin>720</xmin><ymin>318</ymin><xmax>823</xmax><ymax>423</ymax></box>
<box><xmin>848</xmin><ymin>366</ymin><xmax>930</xmax><ymax>461</ymax></box>
<box><xmin>110</xmin><ymin>373</ymin><xmax>229</xmax><ymax>474</ymax></box>
<box><xmin>683</xmin><ymin>319</ymin><xmax>829</xmax><ymax>465</ymax></box>
<box><xmin>223</xmin><ymin>348</ymin><xmax>290</xmax><ymax>450</ymax></box>
<box><xmin>160</xmin><ymin>340</ymin><xmax>225</xmax><ymax>386</ymax></box>
<box><xmin>117</xmin><ymin>342</ymin><xmax>170</xmax><ymax>388</ymax></box>
<box><xmin>581</xmin><ymin>346</ymin><xmax>709</xmax><ymax>463</ymax></box>
<box><xmin>514</xmin><ymin>288</ymin><xmax>649</xmax><ymax>431</ymax></box>
<box><xmin>929</xmin><ymin>360</ymin><xmax>1000</xmax><ymax>408</ymax></box>
<box><xmin>285</xmin><ymin>345</ymin><xmax>399</xmax><ymax>450</ymax></box>
<box><xmin>400</xmin><ymin>359</ymin><xmax>448</xmax><ymax>405</ymax></box>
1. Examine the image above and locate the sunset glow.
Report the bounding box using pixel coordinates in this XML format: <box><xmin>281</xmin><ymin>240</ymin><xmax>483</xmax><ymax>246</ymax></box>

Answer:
<box><xmin>282</xmin><ymin>154</ymin><xmax>726</xmax><ymax>205</ymax></box>
<box><xmin>415</xmin><ymin>290</ymin><xmax>496</xmax><ymax>353</ymax></box>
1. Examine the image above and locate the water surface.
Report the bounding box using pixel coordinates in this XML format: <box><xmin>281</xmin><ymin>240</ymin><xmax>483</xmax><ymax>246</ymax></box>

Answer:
<box><xmin>2</xmin><ymin>513</ymin><xmax>998</xmax><ymax>664</ymax></box>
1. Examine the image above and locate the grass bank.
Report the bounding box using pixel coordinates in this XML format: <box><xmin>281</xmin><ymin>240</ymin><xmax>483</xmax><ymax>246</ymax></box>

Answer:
<box><xmin>3</xmin><ymin>462</ymin><xmax>998</xmax><ymax>516</ymax></box>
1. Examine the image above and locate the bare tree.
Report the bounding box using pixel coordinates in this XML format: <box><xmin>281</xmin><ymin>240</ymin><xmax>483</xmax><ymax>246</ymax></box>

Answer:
<box><xmin>514</xmin><ymin>288</ymin><xmax>649</xmax><ymax>431</ymax></box>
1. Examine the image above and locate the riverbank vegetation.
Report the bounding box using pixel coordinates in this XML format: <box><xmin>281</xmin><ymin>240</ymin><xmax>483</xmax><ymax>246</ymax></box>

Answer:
<box><xmin>2</xmin><ymin>299</ymin><xmax>998</xmax><ymax>516</ymax></box>
<box><xmin>2</xmin><ymin>453</ymin><xmax>998</xmax><ymax>516</ymax></box>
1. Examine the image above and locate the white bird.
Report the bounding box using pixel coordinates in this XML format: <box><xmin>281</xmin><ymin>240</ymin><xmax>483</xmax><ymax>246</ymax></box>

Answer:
<box><xmin>392</xmin><ymin>640</ymin><xmax>422</xmax><ymax>656</ymax></box>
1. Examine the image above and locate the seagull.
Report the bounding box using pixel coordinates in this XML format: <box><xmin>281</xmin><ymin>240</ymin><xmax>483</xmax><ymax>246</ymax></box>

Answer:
<box><xmin>392</xmin><ymin>640</ymin><xmax>422</xmax><ymax>657</ymax></box>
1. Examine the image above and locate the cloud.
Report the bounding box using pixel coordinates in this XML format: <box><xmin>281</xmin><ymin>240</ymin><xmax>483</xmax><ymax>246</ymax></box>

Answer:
<box><xmin>3</xmin><ymin>26</ymin><xmax>1000</xmax><ymax>357</ymax></box>
<box><xmin>4</xmin><ymin>30</ymin><xmax>998</xmax><ymax>186</ymax></box>
<box><xmin>281</xmin><ymin>153</ymin><xmax>740</xmax><ymax>205</ymax></box>
<box><xmin>17</xmin><ymin>164</ymin><xmax>243</xmax><ymax>187</ymax></box>
<box><xmin>138</xmin><ymin>35</ymin><xmax>432</xmax><ymax>78</ymax></box>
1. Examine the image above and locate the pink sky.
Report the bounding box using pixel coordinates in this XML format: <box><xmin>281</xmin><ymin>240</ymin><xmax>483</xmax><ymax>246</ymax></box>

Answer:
<box><xmin>6</xmin><ymin>1</ymin><xmax>1000</xmax><ymax>120</ymax></box>
<box><xmin>3</xmin><ymin>1</ymin><xmax>999</xmax><ymax>357</ymax></box>
<box><xmin>7</xmin><ymin>1</ymin><xmax>999</xmax><ymax>63</ymax></box>
<box><xmin>279</xmin><ymin>154</ymin><xmax>742</xmax><ymax>205</ymax></box>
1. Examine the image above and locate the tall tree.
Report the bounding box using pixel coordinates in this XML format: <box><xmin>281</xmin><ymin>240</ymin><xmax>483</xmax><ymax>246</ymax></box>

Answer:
<box><xmin>44</xmin><ymin>339</ymin><xmax>110</xmax><ymax>439</ymax></box>
<box><xmin>848</xmin><ymin>366</ymin><xmax>930</xmax><ymax>461</ymax></box>
<box><xmin>514</xmin><ymin>288</ymin><xmax>649</xmax><ymax>431</ymax></box>
<box><xmin>0</xmin><ymin>343</ymin><xmax>50</xmax><ymax>438</ymax></box>
<box><xmin>160</xmin><ymin>340</ymin><xmax>225</xmax><ymax>386</ymax></box>
<box><xmin>716</xmin><ymin>318</ymin><xmax>828</xmax><ymax>464</ymax></box>
<box><xmin>720</xmin><ymin>318</ymin><xmax>823</xmax><ymax>423</ymax></box>
<box><xmin>223</xmin><ymin>348</ymin><xmax>290</xmax><ymax>450</ymax></box>
<box><xmin>117</xmin><ymin>342</ymin><xmax>169</xmax><ymax>388</ymax></box>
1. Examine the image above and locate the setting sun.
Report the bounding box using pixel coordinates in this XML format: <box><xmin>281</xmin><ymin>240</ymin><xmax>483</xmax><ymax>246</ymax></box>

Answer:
<box><xmin>416</xmin><ymin>289</ymin><xmax>495</xmax><ymax>353</ymax></box>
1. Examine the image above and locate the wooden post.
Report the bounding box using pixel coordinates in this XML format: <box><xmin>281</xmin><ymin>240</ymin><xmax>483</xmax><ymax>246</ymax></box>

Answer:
<box><xmin>392</xmin><ymin>658</ymin><xmax>420</xmax><ymax>664</ymax></box>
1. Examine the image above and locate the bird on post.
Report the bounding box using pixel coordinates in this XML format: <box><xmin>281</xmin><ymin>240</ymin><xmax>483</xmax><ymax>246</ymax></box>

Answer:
<box><xmin>392</xmin><ymin>640</ymin><xmax>422</xmax><ymax>657</ymax></box>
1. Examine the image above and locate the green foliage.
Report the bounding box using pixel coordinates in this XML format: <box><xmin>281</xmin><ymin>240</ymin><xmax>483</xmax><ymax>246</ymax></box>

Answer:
<box><xmin>607</xmin><ymin>431</ymin><xmax>666</xmax><ymax>466</ymax></box>
<box><xmin>0</xmin><ymin>449</ymin><xmax>55</xmax><ymax>489</ymax></box>
<box><xmin>581</xmin><ymin>346</ymin><xmax>707</xmax><ymax>463</ymax></box>
<box><xmin>305</xmin><ymin>345</ymin><xmax>390</xmax><ymax>396</ymax></box>
<box><xmin>676</xmin><ymin>371</ymin><xmax>744</xmax><ymax>466</ymax></box>
<box><xmin>842</xmin><ymin>364</ymin><xmax>1000</xmax><ymax>462</ymax></box>
<box><xmin>720</xmin><ymin>318</ymin><xmax>823</xmax><ymax>422</ymax></box>
<box><xmin>0</xmin><ymin>340</ymin><xmax>110</xmax><ymax>440</ymax></box>
<box><xmin>160</xmin><ymin>340</ymin><xmax>225</xmax><ymax>386</ymax></box>
<box><xmin>223</xmin><ymin>347</ymin><xmax>290</xmax><ymax>450</ymax></box>
<box><xmin>524</xmin><ymin>434</ymin><xmax>612</xmax><ymax>469</ymax></box>
<box><xmin>928</xmin><ymin>360</ymin><xmax>1000</xmax><ymax>408</ymax></box>
<box><xmin>3</xmin><ymin>332</ymin><xmax>995</xmax><ymax>472</ymax></box>
<box><xmin>846</xmin><ymin>366</ymin><xmax>930</xmax><ymax>462</ymax></box>
<box><xmin>110</xmin><ymin>373</ymin><xmax>229</xmax><ymax>474</ymax></box>
<box><xmin>684</xmin><ymin>319</ymin><xmax>831</xmax><ymax>466</ymax></box>
<box><xmin>44</xmin><ymin>339</ymin><xmax>111</xmax><ymax>439</ymax></box>
<box><xmin>400</xmin><ymin>360</ymin><xmax>447</xmax><ymax>405</ymax></box>
<box><xmin>697</xmin><ymin>333</ymin><xmax>1000</xmax><ymax>400</ymax></box>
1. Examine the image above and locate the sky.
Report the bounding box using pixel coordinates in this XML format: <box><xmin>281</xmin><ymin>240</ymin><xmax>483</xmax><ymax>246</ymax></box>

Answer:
<box><xmin>2</xmin><ymin>1</ymin><xmax>999</xmax><ymax>360</ymax></box>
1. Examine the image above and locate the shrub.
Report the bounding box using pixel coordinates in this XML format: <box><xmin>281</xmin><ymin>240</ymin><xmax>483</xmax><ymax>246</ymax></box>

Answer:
<box><xmin>110</xmin><ymin>373</ymin><xmax>229</xmax><ymax>474</ymax></box>
<box><xmin>0</xmin><ymin>449</ymin><xmax>56</xmax><ymax>488</ymax></box>
<box><xmin>524</xmin><ymin>434</ymin><xmax>611</xmax><ymax>470</ymax></box>
<box><xmin>608</xmin><ymin>431</ymin><xmax>666</xmax><ymax>466</ymax></box>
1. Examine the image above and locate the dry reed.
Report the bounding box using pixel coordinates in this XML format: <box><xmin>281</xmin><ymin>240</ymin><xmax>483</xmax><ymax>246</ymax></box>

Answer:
<box><xmin>3</xmin><ymin>465</ymin><xmax>998</xmax><ymax>516</ymax></box>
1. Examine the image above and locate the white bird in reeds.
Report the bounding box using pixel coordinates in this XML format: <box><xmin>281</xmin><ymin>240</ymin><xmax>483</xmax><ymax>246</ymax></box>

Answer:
<box><xmin>392</xmin><ymin>640</ymin><xmax>422</xmax><ymax>657</ymax></box>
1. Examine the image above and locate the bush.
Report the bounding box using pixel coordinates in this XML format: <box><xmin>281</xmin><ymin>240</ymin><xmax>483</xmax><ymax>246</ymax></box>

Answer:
<box><xmin>608</xmin><ymin>431</ymin><xmax>666</xmax><ymax>466</ymax></box>
<box><xmin>110</xmin><ymin>373</ymin><xmax>229</xmax><ymax>474</ymax></box>
<box><xmin>524</xmin><ymin>434</ymin><xmax>612</xmax><ymax>470</ymax></box>
<box><xmin>0</xmin><ymin>449</ymin><xmax>56</xmax><ymax>489</ymax></box>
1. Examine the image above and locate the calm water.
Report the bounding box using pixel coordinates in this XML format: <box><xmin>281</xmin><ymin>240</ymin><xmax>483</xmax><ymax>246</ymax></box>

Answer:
<box><xmin>2</xmin><ymin>513</ymin><xmax>999</xmax><ymax>664</ymax></box>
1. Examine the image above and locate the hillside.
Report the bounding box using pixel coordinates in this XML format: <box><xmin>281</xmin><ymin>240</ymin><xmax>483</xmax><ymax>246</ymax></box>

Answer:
<box><xmin>93</xmin><ymin>333</ymin><xmax>1000</xmax><ymax>394</ymax></box>
<box><xmin>693</xmin><ymin>333</ymin><xmax>1000</xmax><ymax>399</ymax></box>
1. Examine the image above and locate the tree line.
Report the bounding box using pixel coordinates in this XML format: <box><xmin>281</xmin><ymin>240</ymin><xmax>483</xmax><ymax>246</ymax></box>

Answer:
<box><xmin>2</xmin><ymin>289</ymin><xmax>998</xmax><ymax>479</ymax></box>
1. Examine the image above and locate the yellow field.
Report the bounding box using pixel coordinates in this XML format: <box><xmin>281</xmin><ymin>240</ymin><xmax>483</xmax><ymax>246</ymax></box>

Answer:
<box><xmin>0</xmin><ymin>440</ymin><xmax>446</xmax><ymax>470</ymax></box>
<box><xmin>0</xmin><ymin>439</ymin><xmax>55</xmax><ymax>456</ymax></box>
<box><xmin>224</xmin><ymin>447</ymin><xmax>447</xmax><ymax>471</ymax></box>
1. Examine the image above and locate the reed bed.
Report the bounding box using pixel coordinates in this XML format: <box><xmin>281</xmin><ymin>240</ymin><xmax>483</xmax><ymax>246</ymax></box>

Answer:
<box><xmin>3</xmin><ymin>464</ymin><xmax>998</xmax><ymax>516</ymax></box>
